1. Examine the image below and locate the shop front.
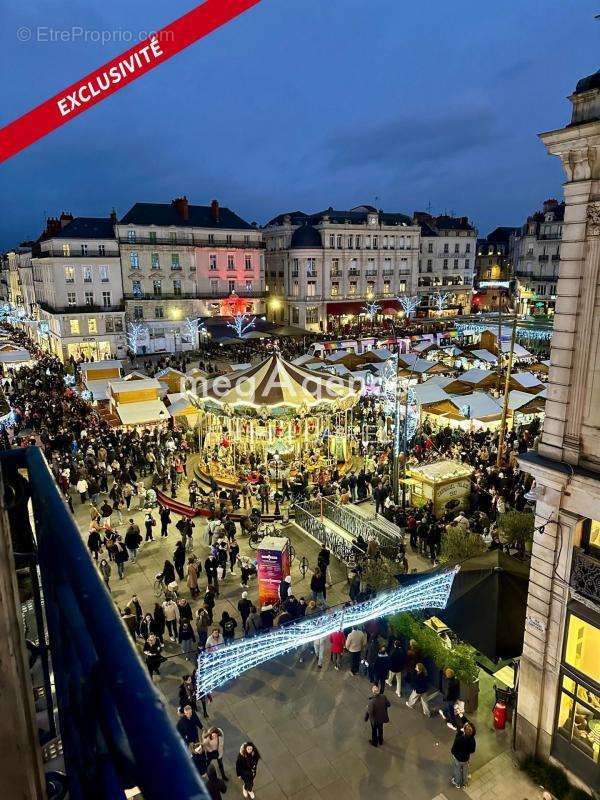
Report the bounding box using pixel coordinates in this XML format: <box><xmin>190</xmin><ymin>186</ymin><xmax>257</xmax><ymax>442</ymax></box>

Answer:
<box><xmin>552</xmin><ymin>602</ymin><xmax>600</xmax><ymax>789</ymax></box>
<box><xmin>66</xmin><ymin>339</ymin><xmax>112</xmax><ymax>362</ymax></box>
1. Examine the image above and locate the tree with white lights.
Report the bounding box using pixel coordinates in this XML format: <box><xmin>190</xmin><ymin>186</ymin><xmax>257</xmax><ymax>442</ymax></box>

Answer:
<box><xmin>399</xmin><ymin>295</ymin><xmax>419</xmax><ymax>319</ymax></box>
<box><xmin>185</xmin><ymin>316</ymin><xmax>205</xmax><ymax>348</ymax></box>
<box><xmin>361</xmin><ymin>300</ymin><xmax>381</xmax><ymax>319</ymax></box>
<box><xmin>227</xmin><ymin>312</ymin><xmax>256</xmax><ymax>339</ymax></box>
<box><xmin>432</xmin><ymin>291</ymin><xmax>449</xmax><ymax>312</ymax></box>
<box><xmin>126</xmin><ymin>321</ymin><xmax>147</xmax><ymax>354</ymax></box>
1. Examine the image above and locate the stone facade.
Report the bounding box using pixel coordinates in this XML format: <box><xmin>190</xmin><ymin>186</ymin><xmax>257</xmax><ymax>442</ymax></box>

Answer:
<box><xmin>517</xmin><ymin>69</ymin><xmax>600</xmax><ymax>794</ymax></box>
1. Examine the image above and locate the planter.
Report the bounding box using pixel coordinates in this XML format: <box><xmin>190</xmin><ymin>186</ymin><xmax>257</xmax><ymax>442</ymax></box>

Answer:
<box><xmin>461</xmin><ymin>678</ymin><xmax>479</xmax><ymax>714</ymax></box>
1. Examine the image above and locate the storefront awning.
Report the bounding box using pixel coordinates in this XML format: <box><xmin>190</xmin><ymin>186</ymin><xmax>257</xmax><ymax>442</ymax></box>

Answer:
<box><xmin>326</xmin><ymin>299</ymin><xmax>401</xmax><ymax>316</ymax></box>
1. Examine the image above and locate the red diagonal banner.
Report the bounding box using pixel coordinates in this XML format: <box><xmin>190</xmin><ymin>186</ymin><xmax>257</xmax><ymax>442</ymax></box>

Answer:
<box><xmin>0</xmin><ymin>0</ymin><xmax>261</xmax><ymax>163</ymax></box>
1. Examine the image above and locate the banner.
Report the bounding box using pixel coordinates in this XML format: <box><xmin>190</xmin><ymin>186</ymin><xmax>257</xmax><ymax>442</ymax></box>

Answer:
<box><xmin>257</xmin><ymin>536</ymin><xmax>290</xmax><ymax>607</ymax></box>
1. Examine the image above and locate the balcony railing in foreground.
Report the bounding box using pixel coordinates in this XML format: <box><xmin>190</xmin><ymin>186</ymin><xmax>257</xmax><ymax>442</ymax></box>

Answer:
<box><xmin>570</xmin><ymin>547</ymin><xmax>600</xmax><ymax>607</ymax></box>
<box><xmin>2</xmin><ymin>447</ymin><xmax>209</xmax><ymax>800</ymax></box>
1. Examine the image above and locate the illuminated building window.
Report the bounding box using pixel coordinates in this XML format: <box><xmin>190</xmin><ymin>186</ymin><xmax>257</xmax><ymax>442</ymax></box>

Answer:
<box><xmin>69</xmin><ymin>319</ymin><xmax>80</xmax><ymax>335</ymax></box>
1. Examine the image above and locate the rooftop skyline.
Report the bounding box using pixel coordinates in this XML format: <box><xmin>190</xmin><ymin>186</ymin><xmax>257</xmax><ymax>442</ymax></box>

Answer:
<box><xmin>0</xmin><ymin>0</ymin><xmax>598</xmax><ymax>250</ymax></box>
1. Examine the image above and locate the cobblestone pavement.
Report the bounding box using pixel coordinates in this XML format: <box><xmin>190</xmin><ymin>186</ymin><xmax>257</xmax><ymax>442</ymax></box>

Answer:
<box><xmin>70</xmin><ymin>474</ymin><xmax>536</xmax><ymax>799</ymax></box>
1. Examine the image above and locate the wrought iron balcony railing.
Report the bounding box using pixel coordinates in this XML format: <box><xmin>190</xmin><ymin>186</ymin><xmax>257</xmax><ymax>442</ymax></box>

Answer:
<box><xmin>570</xmin><ymin>547</ymin><xmax>600</xmax><ymax>606</ymax></box>
<box><xmin>1</xmin><ymin>447</ymin><xmax>209</xmax><ymax>800</ymax></box>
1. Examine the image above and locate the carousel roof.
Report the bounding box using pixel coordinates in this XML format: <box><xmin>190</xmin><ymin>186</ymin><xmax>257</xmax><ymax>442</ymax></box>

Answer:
<box><xmin>196</xmin><ymin>353</ymin><xmax>358</xmax><ymax>410</ymax></box>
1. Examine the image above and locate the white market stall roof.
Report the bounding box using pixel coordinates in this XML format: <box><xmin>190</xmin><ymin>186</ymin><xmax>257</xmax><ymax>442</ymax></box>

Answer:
<box><xmin>0</xmin><ymin>345</ymin><xmax>32</xmax><ymax>364</ymax></box>
<box><xmin>116</xmin><ymin>399</ymin><xmax>169</xmax><ymax>426</ymax></box>
<box><xmin>156</xmin><ymin>367</ymin><xmax>186</xmax><ymax>379</ymax></box>
<box><xmin>500</xmin><ymin>341</ymin><xmax>532</xmax><ymax>358</ymax></box>
<box><xmin>469</xmin><ymin>349</ymin><xmax>498</xmax><ymax>364</ymax></box>
<box><xmin>370</xmin><ymin>347</ymin><xmax>394</xmax><ymax>360</ymax></box>
<box><xmin>413</xmin><ymin>383</ymin><xmax>450</xmax><ymax>406</ymax></box>
<box><xmin>411</xmin><ymin>341</ymin><xmax>436</xmax><ymax>354</ymax></box>
<box><xmin>444</xmin><ymin>391</ymin><xmax>503</xmax><ymax>419</ymax></box>
<box><xmin>511</xmin><ymin>372</ymin><xmax>545</xmax><ymax>392</ymax></box>
<box><xmin>397</xmin><ymin>354</ymin><xmax>438</xmax><ymax>374</ymax></box>
<box><xmin>196</xmin><ymin>353</ymin><xmax>358</xmax><ymax>410</ymax></box>
<box><xmin>422</xmin><ymin>375</ymin><xmax>456</xmax><ymax>389</ymax></box>
<box><xmin>123</xmin><ymin>371</ymin><xmax>149</xmax><ymax>381</ymax></box>
<box><xmin>79</xmin><ymin>359</ymin><xmax>122</xmax><ymax>374</ymax></box>
<box><xmin>166</xmin><ymin>392</ymin><xmax>199</xmax><ymax>415</ymax></box>
<box><xmin>292</xmin><ymin>354</ymin><xmax>319</xmax><ymax>366</ymax></box>
<box><xmin>508</xmin><ymin>390</ymin><xmax>546</xmax><ymax>412</ymax></box>
<box><xmin>454</xmin><ymin>368</ymin><xmax>495</xmax><ymax>385</ymax></box>
<box><xmin>409</xmin><ymin>459</ymin><xmax>474</xmax><ymax>482</ymax></box>
<box><xmin>84</xmin><ymin>379</ymin><xmax>111</xmax><ymax>401</ymax></box>
<box><xmin>109</xmin><ymin>377</ymin><xmax>162</xmax><ymax>393</ymax></box>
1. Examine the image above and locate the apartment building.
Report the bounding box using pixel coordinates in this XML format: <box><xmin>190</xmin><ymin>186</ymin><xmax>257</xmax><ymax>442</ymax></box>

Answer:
<box><xmin>473</xmin><ymin>226</ymin><xmax>517</xmax><ymax>311</ymax></box>
<box><xmin>511</xmin><ymin>199</ymin><xmax>564</xmax><ymax>317</ymax></box>
<box><xmin>263</xmin><ymin>205</ymin><xmax>421</xmax><ymax>331</ymax></box>
<box><xmin>0</xmin><ymin>243</ymin><xmax>35</xmax><ymax>313</ymax></box>
<box><xmin>31</xmin><ymin>214</ymin><xmax>127</xmax><ymax>361</ymax></box>
<box><xmin>116</xmin><ymin>197</ymin><xmax>264</xmax><ymax>353</ymax></box>
<box><xmin>414</xmin><ymin>213</ymin><xmax>477</xmax><ymax>311</ymax></box>
<box><xmin>516</xmin><ymin>68</ymin><xmax>600</xmax><ymax>794</ymax></box>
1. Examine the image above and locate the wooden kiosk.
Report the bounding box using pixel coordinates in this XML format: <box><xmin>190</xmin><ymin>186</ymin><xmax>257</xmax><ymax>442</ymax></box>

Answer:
<box><xmin>405</xmin><ymin>459</ymin><xmax>474</xmax><ymax>518</ymax></box>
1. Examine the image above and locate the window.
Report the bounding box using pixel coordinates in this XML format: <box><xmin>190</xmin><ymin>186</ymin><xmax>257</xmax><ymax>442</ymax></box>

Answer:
<box><xmin>307</xmin><ymin>281</ymin><xmax>316</xmax><ymax>297</ymax></box>
<box><xmin>209</xmin><ymin>254</ymin><xmax>217</xmax><ymax>271</ymax></box>
<box><xmin>383</xmin><ymin>280</ymin><xmax>391</xmax><ymax>295</ymax></box>
<box><xmin>365</xmin><ymin>235</ymin><xmax>371</xmax><ymax>249</ymax></box>
<box><xmin>367</xmin><ymin>281</ymin><xmax>375</xmax><ymax>294</ymax></box>
<box><xmin>102</xmin><ymin>291</ymin><xmax>111</xmax><ymax>307</ymax></box>
<box><xmin>306</xmin><ymin>258</ymin><xmax>316</xmax><ymax>276</ymax></box>
<box><xmin>465</xmin><ymin>259</ymin><xmax>470</xmax><ymax>269</ymax></box>
<box><xmin>169</xmin><ymin>232</ymin><xmax>177</xmax><ymax>245</ymax></box>
<box><xmin>133</xmin><ymin>306</ymin><xmax>144</xmax><ymax>319</ymax></box>
<box><xmin>130</xmin><ymin>251</ymin><xmax>139</xmax><ymax>269</ymax></box>
<box><xmin>84</xmin><ymin>291</ymin><xmax>94</xmax><ymax>306</ymax></box>
<box><xmin>227</xmin><ymin>254</ymin><xmax>235</xmax><ymax>271</ymax></box>
<box><xmin>114</xmin><ymin>318</ymin><xmax>123</xmax><ymax>332</ymax></box>
<box><xmin>292</xmin><ymin>258</ymin><xmax>299</xmax><ymax>276</ymax></box>
<box><xmin>228</xmin><ymin>280</ymin><xmax>235</xmax><ymax>293</ymax></box>
<box><xmin>443</xmin><ymin>243</ymin><xmax>449</xmax><ymax>254</ymax></box>
<box><xmin>210</xmin><ymin>279</ymin><xmax>219</xmax><ymax>295</ymax></box>
<box><xmin>151</xmin><ymin>253</ymin><xmax>160</xmax><ymax>269</ymax></box>
<box><xmin>148</xmin><ymin>231</ymin><xmax>157</xmax><ymax>244</ymax></box>
<box><xmin>292</xmin><ymin>280</ymin><xmax>299</xmax><ymax>297</ymax></box>
<box><xmin>348</xmin><ymin>235</ymin><xmax>353</xmax><ymax>249</ymax></box>
<box><xmin>88</xmin><ymin>318</ymin><xmax>97</xmax><ymax>334</ymax></box>
<box><xmin>564</xmin><ymin>614</ymin><xmax>600</xmax><ymax>683</ymax></box>
<box><xmin>245</xmin><ymin>255</ymin><xmax>252</xmax><ymax>270</ymax></box>
<box><xmin>69</xmin><ymin>319</ymin><xmax>80</xmax><ymax>334</ymax></box>
<box><xmin>329</xmin><ymin>234</ymin><xmax>335</xmax><ymax>248</ymax></box>
<box><xmin>171</xmin><ymin>253</ymin><xmax>181</xmax><ymax>270</ymax></box>
<box><xmin>127</xmin><ymin>230</ymin><xmax>136</xmax><ymax>243</ymax></box>
<box><xmin>98</xmin><ymin>244</ymin><xmax>105</xmax><ymax>256</ymax></box>
<box><xmin>226</xmin><ymin>234</ymin><xmax>232</xmax><ymax>245</ymax></box>
<box><xmin>427</xmin><ymin>259</ymin><xmax>433</xmax><ymax>271</ymax></box>
<box><xmin>331</xmin><ymin>283</ymin><xmax>339</xmax><ymax>296</ymax></box>
<box><xmin>454</xmin><ymin>243</ymin><xmax>460</xmax><ymax>253</ymax></box>
<box><xmin>355</xmin><ymin>235</ymin><xmax>361</xmax><ymax>250</ymax></box>
<box><xmin>80</xmin><ymin>244</ymin><xmax>88</xmax><ymax>256</ymax></box>
<box><xmin>331</xmin><ymin>258</ymin><xmax>340</xmax><ymax>276</ymax></box>
<box><xmin>428</xmin><ymin>243</ymin><xmax>433</xmax><ymax>253</ymax></box>
<box><xmin>173</xmin><ymin>279</ymin><xmax>182</xmax><ymax>296</ymax></box>
<box><xmin>105</xmin><ymin>317</ymin><xmax>114</xmax><ymax>332</ymax></box>
<box><xmin>443</xmin><ymin>259</ymin><xmax>448</xmax><ymax>269</ymax></box>
<box><xmin>152</xmin><ymin>280</ymin><xmax>161</xmax><ymax>296</ymax></box>
<box><xmin>245</xmin><ymin>280</ymin><xmax>253</xmax><ymax>293</ymax></box>
<box><xmin>383</xmin><ymin>236</ymin><xmax>388</xmax><ymax>249</ymax></box>
<box><xmin>337</xmin><ymin>235</ymin><xmax>343</xmax><ymax>249</ymax></box>
<box><xmin>454</xmin><ymin>259</ymin><xmax>459</xmax><ymax>269</ymax></box>
<box><xmin>244</xmin><ymin>235</ymin><xmax>250</xmax><ymax>245</ymax></box>
<box><xmin>466</xmin><ymin>243</ymin><xmax>471</xmax><ymax>253</ymax></box>
<box><xmin>83</xmin><ymin>266</ymin><xmax>92</xmax><ymax>283</ymax></box>
<box><xmin>64</xmin><ymin>266</ymin><xmax>75</xmax><ymax>283</ymax></box>
<box><xmin>398</xmin><ymin>280</ymin><xmax>406</xmax><ymax>293</ymax></box>
<box><xmin>99</xmin><ymin>265</ymin><xmax>109</xmax><ymax>282</ymax></box>
<box><xmin>208</xmin><ymin>234</ymin><xmax>215</xmax><ymax>245</ymax></box>
<box><xmin>62</xmin><ymin>244</ymin><xmax>70</xmax><ymax>256</ymax></box>
<box><xmin>67</xmin><ymin>292</ymin><xmax>76</xmax><ymax>305</ymax></box>
<box><xmin>306</xmin><ymin>306</ymin><xmax>319</xmax><ymax>325</ymax></box>
<box><xmin>349</xmin><ymin>281</ymin><xmax>357</xmax><ymax>295</ymax></box>
<box><xmin>373</xmin><ymin>236</ymin><xmax>378</xmax><ymax>249</ymax></box>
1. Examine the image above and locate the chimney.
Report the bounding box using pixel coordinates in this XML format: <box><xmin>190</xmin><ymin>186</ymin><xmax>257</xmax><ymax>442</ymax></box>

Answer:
<box><xmin>543</xmin><ymin>198</ymin><xmax>558</xmax><ymax>213</ymax></box>
<box><xmin>109</xmin><ymin>208</ymin><xmax>117</xmax><ymax>225</ymax></box>
<box><xmin>45</xmin><ymin>217</ymin><xmax>61</xmax><ymax>237</ymax></box>
<box><xmin>171</xmin><ymin>196</ymin><xmax>189</xmax><ymax>220</ymax></box>
<box><xmin>59</xmin><ymin>212</ymin><xmax>73</xmax><ymax>228</ymax></box>
<box><xmin>211</xmin><ymin>199</ymin><xmax>220</xmax><ymax>223</ymax></box>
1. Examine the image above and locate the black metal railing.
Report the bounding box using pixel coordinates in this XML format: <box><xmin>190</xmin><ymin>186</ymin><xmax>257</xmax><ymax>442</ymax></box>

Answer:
<box><xmin>570</xmin><ymin>547</ymin><xmax>600</xmax><ymax>606</ymax></box>
<box><xmin>37</xmin><ymin>302</ymin><xmax>125</xmax><ymax>314</ymax></box>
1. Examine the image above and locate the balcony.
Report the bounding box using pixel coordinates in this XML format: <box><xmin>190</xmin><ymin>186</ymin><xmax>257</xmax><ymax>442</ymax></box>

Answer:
<box><xmin>515</xmin><ymin>272</ymin><xmax>556</xmax><ymax>282</ymax></box>
<box><xmin>119</xmin><ymin>235</ymin><xmax>264</xmax><ymax>249</ymax></box>
<box><xmin>37</xmin><ymin>301</ymin><xmax>125</xmax><ymax>314</ymax></box>
<box><xmin>365</xmin><ymin>270</ymin><xmax>378</xmax><ymax>277</ymax></box>
<box><xmin>570</xmin><ymin>547</ymin><xmax>600</xmax><ymax>606</ymax></box>
<box><xmin>124</xmin><ymin>290</ymin><xmax>265</xmax><ymax>301</ymax></box>
<box><xmin>348</xmin><ymin>269</ymin><xmax>360</xmax><ymax>277</ymax></box>
<box><xmin>0</xmin><ymin>446</ymin><xmax>209</xmax><ymax>800</ymax></box>
<box><xmin>34</xmin><ymin>247</ymin><xmax>120</xmax><ymax>258</ymax></box>
<box><xmin>538</xmin><ymin>255</ymin><xmax>549</xmax><ymax>262</ymax></box>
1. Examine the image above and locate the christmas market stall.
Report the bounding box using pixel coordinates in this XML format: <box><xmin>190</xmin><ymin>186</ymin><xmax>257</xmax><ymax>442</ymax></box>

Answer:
<box><xmin>404</xmin><ymin>459</ymin><xmax>474</xmax><ymax>518</ymax></box>
<box><xmin>193</xmin><ymin>353</ymin><xmax>360</xmax><ymax>486</ymax></box>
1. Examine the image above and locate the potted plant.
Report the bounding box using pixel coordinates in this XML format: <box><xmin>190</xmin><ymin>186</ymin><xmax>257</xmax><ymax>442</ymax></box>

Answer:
<box><xmin>439</xmin><ymin>523</ymin><xmax>486</xmax><ymax>564</ymax></box>
<box><xmin>498</xmin><ymin>510</ymin><xmax>534</xmax><ymax>555</ymax></box>
<box><xmin>444</xmin><ymin>643</ymin><xmax>480</xmax><ymax>712</ymax></box>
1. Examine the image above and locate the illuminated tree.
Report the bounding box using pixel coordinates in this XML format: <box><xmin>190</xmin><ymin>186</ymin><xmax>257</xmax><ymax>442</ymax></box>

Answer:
<box><xmin>361</xmin><ymin>300</ymin><xmax>381</xmax><ymax>319</ymax></box>
<box><xmin>126</xmin><ymin>321</ymin><xmax>147</xmax><ymax>354</ymax></box>
<box><xmin>432</xmin><ymin>291</ymin><xmax>449</xmax><ymax>312</ymax></box>
<box><xmin>399</xmin><ymin>295</ymin><xmax>419</xmax><ymax>318</ymax></box>
<box><xmin>227</xmin><ymin>313</ymin><xmax>256</xmax><ymax>339</ymax></box>
<box><xmin>185</xmin><ymin>317</ymin><xmax>205</xmax><ymax>347</ymax></box>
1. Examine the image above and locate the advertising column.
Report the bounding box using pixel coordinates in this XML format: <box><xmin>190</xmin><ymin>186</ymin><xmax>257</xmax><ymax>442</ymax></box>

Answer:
<box><xmin>257</xmin><ymin>536</ymin><xmax>290</xmax><ymax>607</ymax></box>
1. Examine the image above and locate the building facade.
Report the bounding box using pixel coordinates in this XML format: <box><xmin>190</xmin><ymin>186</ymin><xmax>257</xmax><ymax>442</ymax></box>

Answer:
<box><xmin>511</xmin><ymin>200</ymin><xmax>564</xmax><ymax>317</ymax></box>
<box><xmin>116</xmin><ymin>198</ymin><xmax>264</xmax><ymax>353</ymax></box>
<box><xmin>472</xmin><ymin>227</ymin><xmax>516</xmax><ymax>311</ymax></box>
<box><xmin>263</xmin><ymin>205</ymin><xmax>421</xmax><ymax>331</ymax></box>
<box><xmin>415</xmin><ymin>213</ymin><xmax>477</xmax><ymax>311</ymax></box>
<box><xmin>31</xmin><ymin>215</ymin><xmax>127</xmax><ymax>362</ymax></box>
<box><xmin>516</xmin><ymin>69</ymin><xmax>600</xmax><ymax>793</ymax></box>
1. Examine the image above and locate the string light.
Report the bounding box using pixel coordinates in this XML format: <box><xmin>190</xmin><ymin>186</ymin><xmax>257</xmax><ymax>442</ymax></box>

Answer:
<box><xmin>432</xmin><ymin>291</ymin><xmax>449</xmax><ymax>312</ymax></box>
<box><xmin>227</xmin><ymin>312</ymin><xmax>256</xmax><ymax>339</ymax></box>
<box><xmin>399</xmin><ymin>295</ymin><xmax>419</xmax><ymax>318</ymax></box>
<box><xmin>126</xmin><ymin>321</ymin><xmax>147</xmax><ymax>353</ymax></box>
<box><xmin>361</xmin><ymin>300</ymin><xmax>381</xmax><ymax>318</ymax></box>
<box><xmin>196</xmin><ymin>567</ymin><xmax>459</xmax><ymax>697</ymax></box>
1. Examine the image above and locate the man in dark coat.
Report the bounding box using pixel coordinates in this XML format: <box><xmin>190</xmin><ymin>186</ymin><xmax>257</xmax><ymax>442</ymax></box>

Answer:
<box><xmin>176</xmin><ymin>705</ymin><xmax>203</xmax><ymax>745</ymax></box>
<box><xmin>364</xmin><ymin>685</ymin><xmax>390</xmax><ymax>747</ymax></box>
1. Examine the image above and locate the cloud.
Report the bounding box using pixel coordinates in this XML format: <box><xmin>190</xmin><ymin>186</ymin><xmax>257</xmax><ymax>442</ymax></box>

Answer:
<box><xmin>326</xmin><ymin>107</ymin><xmax>504</xmax><ymax>173</ymax></box>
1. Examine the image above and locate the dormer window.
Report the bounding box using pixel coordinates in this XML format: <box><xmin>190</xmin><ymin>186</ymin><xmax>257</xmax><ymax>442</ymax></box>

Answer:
<box><xmin>368</xmin><ymin>214</ymin><xmax>378</xmax><ymax>226</ymax></box>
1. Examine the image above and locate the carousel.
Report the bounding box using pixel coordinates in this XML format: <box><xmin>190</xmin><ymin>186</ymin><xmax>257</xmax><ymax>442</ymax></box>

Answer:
<box><xmin>193</xmin><ymin>353</ymin><xmax>360</xmax><ymax>486</ymax></box>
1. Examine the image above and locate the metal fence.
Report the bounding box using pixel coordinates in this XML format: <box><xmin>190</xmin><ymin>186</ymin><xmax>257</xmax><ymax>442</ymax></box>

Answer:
<box><xmin>1</xmin><ymin>447</ymin><xmax>209</xmax><ymax>800</ymax></box>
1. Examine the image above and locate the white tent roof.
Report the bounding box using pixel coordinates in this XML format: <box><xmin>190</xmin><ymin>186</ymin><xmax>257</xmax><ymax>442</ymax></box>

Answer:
<box><xmin>508</xmin><ymin>390</ymin><xmax>546</xmax><ymax>411</ymax></box>
<box><xmin>370</xmin><ymin>347</ymin><xmax>394</xmax><ymax>360</ymax></box>
<box><xmin>445</xmin><ymin>391</ymin><xmax>503</xmax><ymax>419</ymax></box>
<box><xmin>109</xmin><ymin>377</ymin><xmax>161</xmax><ymax>393</ymax></box>
<box><xmin>511</xmin><ymin>372</ymin><xmax>543</xmax><ymax>389</ymax></box>
<box><xmin>116</xmin><ymin>399</ymin><xmax>169</xmax><ymax>426</ymax></box>
<box><xmin>413</xmin><ymin>383</ymin><xmax>450</xmax><ymax>406</ymax></box>
<box><xmin>84</xmin><ymin>379</ymin><xmax>111</xmax><ymax>401</ymax></box>
<box><xmin>456</xmin><ymin>368</ymin><xmax>495</xmax><ymax>384</ymax></box>
<box><xmin>423</xmin><ymin>375</ymin><xmax>456</xmax><ymax>389</ymax></box>
<box><xmin>0</xmin><ymin>347</ymin><xmax>31</xmax><ymax>363</ymax></box>
<box><xmin>469</xmin><ymin>349</ymin><xmax>498</xmax><ymax>364</ymax></box>
<box><xmin>79</xmin><ymin>359</ymin><xmax>122</xmax><ymax>373</ymax></box>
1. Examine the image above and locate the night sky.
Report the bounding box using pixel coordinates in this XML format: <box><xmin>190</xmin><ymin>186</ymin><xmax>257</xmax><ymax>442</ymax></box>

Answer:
<box><xmin>1</xmin><ymin>0</ymin><xmax>597</xmax><ymax>249</ymax></box>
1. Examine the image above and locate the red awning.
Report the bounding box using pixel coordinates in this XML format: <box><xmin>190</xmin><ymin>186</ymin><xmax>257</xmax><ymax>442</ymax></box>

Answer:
<box><xmin>326</xmin><ymin>299</ymin><xmax>401</xmax><ymax>316</ymax></box>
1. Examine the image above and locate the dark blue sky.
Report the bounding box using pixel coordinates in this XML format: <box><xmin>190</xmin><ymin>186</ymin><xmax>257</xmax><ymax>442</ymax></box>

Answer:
<box><xmin>1</xmin><ymin>0</ymin><xmax>597</xmax><ymax>249</ymax></box>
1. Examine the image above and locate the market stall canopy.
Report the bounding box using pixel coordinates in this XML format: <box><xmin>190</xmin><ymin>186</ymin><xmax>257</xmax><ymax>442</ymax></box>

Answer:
<box><xmin>508</xmin><ymin>390</ymin><xmax>546</xmax><ymax>414</ymax></box>
<box><xmin>195</xmin><ymin>353</ymin><xmax>359</xmax><ymax>412</ymax></box>
<box><xmin>510</xmin><ymin>372</ymin><xmax>545</xmax><ymax>394</ymax></box>
<box><xmin>273</xmin><ymin>325</ymin><xmax>311</xmax><ymax>337</ymax></box>
<box><xmin>116</xmin><ymin>400</ymin><xmax>169</xmax><ymax>426</ymax></box>
<box><xmin>0</xmin><ymin>343</ymin><xmax>32</xmax><ymax>364</ymax></box>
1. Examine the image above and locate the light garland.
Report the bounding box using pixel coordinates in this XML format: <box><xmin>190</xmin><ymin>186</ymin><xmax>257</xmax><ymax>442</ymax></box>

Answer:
<box><xmin>196</xmin><ymin>567</ymin><xmax>459</xmax><ymax>697</ymax></box>
<box><xmin>432</xmin><ymin>291</ymin><xmax>449</xmax><ymax>312</ymax></box>
<box><xmin>126</xmin><ymin>321</ymin><xmax>148</xmax><ymax>354</ymax></box>
<box><xmin>454</xmin><ymin>322</ymin><xmax>552</xmax><ymax>342</ymax></box>
<box><xmin>185</xmin><ymin>316</ymin><xmax>206</xmax><ymax>342</ymax></box>
<box><xmin>361</xmin><ymin>300</ymin><xmax>381</xmax><ymax>319</ymax></box>
<box><xmin>0</xmin><ymin>409</ymin><xmax>17</xmax><ymax>431</ymax></box>
<box><xmin>399</xmin><ymin>295</ymin><xmax>419</xmax><ymax>318</ymax></box>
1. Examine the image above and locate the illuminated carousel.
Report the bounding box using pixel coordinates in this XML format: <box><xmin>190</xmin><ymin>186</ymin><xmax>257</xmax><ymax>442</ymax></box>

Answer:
<box><xmin>193</xmin><ymin>353</ymin><xmax>360</xmax><ymax>486</ymax></box>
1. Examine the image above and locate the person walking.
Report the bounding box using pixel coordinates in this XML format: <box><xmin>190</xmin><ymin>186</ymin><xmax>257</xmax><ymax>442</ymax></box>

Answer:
<box><xmin>345</xmin><ymin>627</ymin><xmax>367</xmax><ymax>676</ymax></box>
<box><xmin>87</xmin><ymin>528</ymin><xmax>102</xmax><ymax>561</ymax></box>
<box><xmin>219</xmin><ymin>611</ymin><xmax>237</xmax><ymax>644</ymax></box>
<box><xmin>364</xmin><ymin>685</ymin><xmax>390</xmax><ymax>747</ymax></box>
<box><xmin>114</xmin><ymin>538</ymin><xmax>128</xmax><ymax>579</ymax></box>
<box><xmin>143</xmin><ymin>633</ymin><xmax>163</xmax><ymax>679</ymax></box>
<box><xmin>196</xmin><ymin>604</ymin><xmax>211</xmax><ymax>650</ymax></box>
<box><xmin>406</xmin><ymin>662</ymin><xmax>429</xmax><ymax>715</ymax></box>
<box><xmin>237</xmin><ymin>591</ymin><xmax>252</xmax><ymax>631</ymax></box>
<box><xmin>201</xmin><ymin>727</ymin><xmax>228</xmax><ymax>781</ymax></box>
<box><xmin>178</xmin><ymin>619</ymin><xmax>197</xmax><ymax>662</ymax></box>
<box><xmin>439</xmin><ymin>667</ymin><xmax>461</xmax><ymax>730</ymax></box>
<box><xmin>329</xmin><ymin>628</ymin><xmax>345</xmax><ymax>670</ymax></box>
<box><xmin>451</xmin><ymin>722</ymin><xmax>476</xmax><ymax>788</ymax></box>
<box><xmin>313</xmin><ymin>634</ymin><xmax>328</xmax><ymax>668</ymax></box>
<box><xmin>187</xmin><ymin>557</ymin><xmax>201</xmax><ymax>598</ymax></box>
<box><xmin>163</xmin><ymin>596</ymin><xmax>180</xmax><ymax>641</ymax></box>
<box><xmin>173</xmin><ymin>540</ymin><xmax>186</xmax><ymax>581</ymax></box>
<box><xmin>386</xmin><ymin>639</ymin><xmax>406</xmax><ymax>697</ymax></box>
<box><xmin>373</xmin><ymin>645</ymin><xmax>391</xmax><ymax>694</ymax></box>
<box><xmin>176</xmin><ymin>705</ymin><xmax>203</xmax><ymax>746</ymax></box>
<box><xmin>236</xmin><ymin>742</ymin><xmax>260</xmax><ymax>800</ymax></box>
<box><xmin>144</xmin><ymin>510</ymin><xmax>156</xmax><ymax>542</ymax></box>
<box><xmin>258</xmin><ymin>481</ymin><xmax>270</xmax><ymax>514</ymax></box>
<box><xmin>124</xmin><ymin>519</ymin><xmax>142</xmax><ymax>563</ymax></box>
<box><xmin>205</xmin><ymin>554</ymin><xmax>220</xmax><ymax>595</ymax></box>
<box><xmin>205</xmin><ymin>761</ymin><xmax>227</xmax><ymax>800</ymax></box>
<box><xmin>160</xmin><ymin>506</ymin><xmax>171</xmax><ymax>538</ymax></box>
<box><xmin>310</xmin><ymin>567</ymin><xmax>326</xmax><ymax>607</ymax></box>
<box><xmin>99</xmin><ymin>558</ymin><xmax>111</xmax><ymax>588</ymax></box>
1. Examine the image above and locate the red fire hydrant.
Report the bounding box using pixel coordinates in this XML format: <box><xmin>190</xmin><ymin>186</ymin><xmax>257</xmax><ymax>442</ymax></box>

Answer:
<box><xmin>493</xmin><ymin>701</ymin><xmax>507</xmax><ymax>730</ymax></box>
